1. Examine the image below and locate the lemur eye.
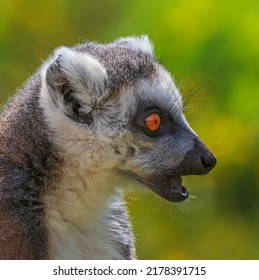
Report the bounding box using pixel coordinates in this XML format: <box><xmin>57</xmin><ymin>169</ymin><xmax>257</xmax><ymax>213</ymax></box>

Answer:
<box><xmin>145</xmin><ymin>113</ymin><xmax>161</xmax><ymax>132</ymax></box>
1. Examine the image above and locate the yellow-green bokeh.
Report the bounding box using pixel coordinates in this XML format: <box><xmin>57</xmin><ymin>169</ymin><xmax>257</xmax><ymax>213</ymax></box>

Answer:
<box><xmin>1</xmin><ymin>0</ymin><xmax>258</xmax><ymax>259</ymax></box>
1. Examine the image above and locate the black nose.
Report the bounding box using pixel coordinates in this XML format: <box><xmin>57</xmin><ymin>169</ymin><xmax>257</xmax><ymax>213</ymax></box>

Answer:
<box><xmin>200</xmin><ymin>154</ymin><xmax>217</xmax><ymax>171</ymax></box>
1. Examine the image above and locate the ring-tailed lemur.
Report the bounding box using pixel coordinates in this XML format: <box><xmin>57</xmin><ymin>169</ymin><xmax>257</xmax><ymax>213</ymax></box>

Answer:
<box><xmin>0</xmin><ymin>36</ymin><xmax>216</xmax><ymax>259</ymax></box>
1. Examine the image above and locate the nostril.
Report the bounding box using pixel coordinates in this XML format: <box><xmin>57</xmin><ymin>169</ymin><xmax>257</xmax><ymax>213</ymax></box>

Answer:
<box><xmin>200</xmin><ymin>155</ymin><xmax>217</xmax><ymax>171</ymax></box>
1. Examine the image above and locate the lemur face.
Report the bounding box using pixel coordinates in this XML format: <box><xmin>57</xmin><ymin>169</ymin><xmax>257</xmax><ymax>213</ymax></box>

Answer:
<box><xmin>118</xmin><ymin>70</ymin><xmax>216</xmax><ymax>202</ymax></box>
<box><xmin>41</xmin><ymin>36</ymin><xmax>216</xmax><ymax>203</ymax></box>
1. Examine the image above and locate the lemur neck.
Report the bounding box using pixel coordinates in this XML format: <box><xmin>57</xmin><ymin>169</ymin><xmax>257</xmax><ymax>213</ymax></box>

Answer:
<box><xmin>44</xmin><ymin>166</ymin><xmax>121</xmax><ymax>259</ymax></box>
<box><xmin>45</xmin><ymin>167</ymin><xmax>116</xmax><ymax>221</ymax></box>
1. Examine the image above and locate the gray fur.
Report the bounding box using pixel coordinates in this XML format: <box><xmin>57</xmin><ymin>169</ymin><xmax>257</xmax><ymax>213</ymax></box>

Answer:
<box><xmin>0</xmin><ymin>36</ymin><xmax>216</xmax><ymax>259</ymax></box>
<box><xmin>0</xmin><ymin>74</ymin><xmax>60</xmax><ymax>259</ymax></box>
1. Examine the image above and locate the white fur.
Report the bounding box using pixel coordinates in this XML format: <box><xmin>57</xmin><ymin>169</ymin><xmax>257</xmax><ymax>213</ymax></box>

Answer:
<box><xmin>41</xmin><ymin>47</ymin><xmax>108</xmax><ymax>118</ymax></box>
<box><xmin>139</xmin><ymin>67</ymin><xmax>184</xmax><ymax>120</ymax></box>
<box><xmin>41</xmin><ymin>118</ymin><xmax>130</xmax><ymax>259</ymax></box>
<box><xmin>115</xmin><ymin>35</ymin><xmax>154</xmax><ymax>55</ymax></box>
<box><xmin>44</xmin><ymin>168</ymin><xmax>127</xmax><ymax>259</ymax></box>
<box><xmin>54</xmin><ymin>46</ymin><xmax>107</xmax><ymax>91</ymax></box>
<box><xmin>40</xmin><ymin>54</ymin><xmax>135</xmax><ymax>259</ymax></box>
<box><xmin>40</xmin><ymin>50</ymin><xmax>128</xmax><ymax>259</ymax></box>
<box><xmin>40</xmin><ymin>49</ymin><xmax>120</xmax><ymax>170</ymax></box>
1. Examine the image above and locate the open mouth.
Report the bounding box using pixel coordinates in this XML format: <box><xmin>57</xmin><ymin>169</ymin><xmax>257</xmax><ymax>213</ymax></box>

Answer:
<box><xmin>122</xmin><ymin>171</ymin><xmax>189</xmax><ymax>203</ymax></box>
<box><xmin>147</xmin><ymin>175</ymin><xmax>189</xmax><ymax>203</ymax></box>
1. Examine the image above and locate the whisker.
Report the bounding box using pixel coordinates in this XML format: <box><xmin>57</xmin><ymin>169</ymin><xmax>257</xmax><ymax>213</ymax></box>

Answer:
<box><xmin>182</xmin><ymin>82</ymin><xmax>205</xmax><ymax>112</ymax></box>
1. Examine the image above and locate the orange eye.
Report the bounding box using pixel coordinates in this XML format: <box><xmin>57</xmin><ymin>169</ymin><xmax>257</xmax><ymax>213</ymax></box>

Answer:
<box><xmin>145</xmin><ymin>113</ymin><xmax>161</xmax><ymax>132</ymax></box>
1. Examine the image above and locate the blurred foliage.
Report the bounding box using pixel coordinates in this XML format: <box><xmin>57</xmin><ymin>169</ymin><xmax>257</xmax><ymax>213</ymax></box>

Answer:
<box><xmin>0</xmin><ymin>0</ymin><xmax>258</xmax><ymax>259</ymax></box>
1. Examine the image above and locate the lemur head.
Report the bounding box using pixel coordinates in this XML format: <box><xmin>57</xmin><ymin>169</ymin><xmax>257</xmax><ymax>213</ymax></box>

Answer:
<box><xmin>40</xmin><ymin>35</ymin><xmax>216</xmax><ymax>203</ymax></box>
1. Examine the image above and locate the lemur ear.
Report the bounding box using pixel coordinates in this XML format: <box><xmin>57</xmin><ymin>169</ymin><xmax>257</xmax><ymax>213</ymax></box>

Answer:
<box><xmin>45</xmin><ymin>47</ymin><xmax>106</xmax><ymax>123</ymax></box>
<box><xmin>115</xmin><ymin>35</ymin><xmax>154</xmax><ymax>55</ymax></box>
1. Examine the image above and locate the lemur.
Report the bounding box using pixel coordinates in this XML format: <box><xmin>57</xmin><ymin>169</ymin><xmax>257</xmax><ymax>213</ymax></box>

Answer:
<box><xmin>0</xmin><ymin>36</ymin><xmax>216</xmax><ymax>259</ymax></box>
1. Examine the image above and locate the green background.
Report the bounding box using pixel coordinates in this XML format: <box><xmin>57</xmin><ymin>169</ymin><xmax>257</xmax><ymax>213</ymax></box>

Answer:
<box><xmin>1</xmin><ymin>0</ymin><xmax>258</xmax><ymax>259</ymax></box>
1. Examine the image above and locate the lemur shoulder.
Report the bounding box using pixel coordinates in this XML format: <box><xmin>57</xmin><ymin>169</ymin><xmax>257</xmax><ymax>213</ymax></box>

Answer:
<box><xmin>0</xmin><ymin>36</ymin><xmax>216</xmax><ymax>259</ymax></box>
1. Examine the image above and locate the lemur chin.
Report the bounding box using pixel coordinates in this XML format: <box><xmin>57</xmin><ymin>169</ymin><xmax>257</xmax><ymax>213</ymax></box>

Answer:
<box><xmin>0</xmin><ymin>35</ymin><xmax>216</xmax><ymax>259</ymax></box>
